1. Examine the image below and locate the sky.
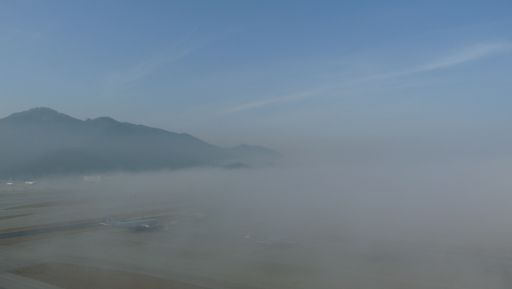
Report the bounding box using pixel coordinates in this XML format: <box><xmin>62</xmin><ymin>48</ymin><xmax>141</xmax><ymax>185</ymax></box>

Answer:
<box><xmin>0</xmin><ymin>0</ymin><xmax>511</xmax><ymax>150</ymax></box>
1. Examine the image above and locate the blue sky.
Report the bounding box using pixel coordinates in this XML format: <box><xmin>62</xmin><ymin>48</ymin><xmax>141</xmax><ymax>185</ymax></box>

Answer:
<box><xmin>1</xmin><ymin>0</ymin><xmax>511</xmax><ymax>147</ymax></box>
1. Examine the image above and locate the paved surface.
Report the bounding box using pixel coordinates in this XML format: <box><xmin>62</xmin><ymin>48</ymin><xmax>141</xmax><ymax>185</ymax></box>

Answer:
<box><xmin>2</xmin><ymin>183</ymin><xmax>512</xmax><ymax>289</ymax></box>
<box><xmin>0</xmin><ymin>273</ymin><xmax>63</xmax><ymax>289</ymax></box>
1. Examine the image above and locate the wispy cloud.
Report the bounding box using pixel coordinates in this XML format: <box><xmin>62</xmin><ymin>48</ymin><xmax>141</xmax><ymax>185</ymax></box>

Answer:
<box><xmin>223</xmin><ymin>90</ymin><xmax>319</xmax><ymax>114</ymax></box>
<box><xmin>416</xmin><ymin>42</ymin><xmax>512</xmax><ymax>72</ymax></box>
<box><xmin>104</xmin><ymin>48</ymin><xmax>193</xmax><ymax>91</ymax></box>
<box><xmin>367</xmin><ymin>42</ymin><xmax>512</xmax><ymax>81</ymax></box>
<box><xmin>222</xmin><ymin>42</ymin><xmax>512</xmax><ymax>114</ymax></box>
<box><xmin>102</xmin><ymin>28</ymin><xmax>221</xmax><ymax>95</ymax></box>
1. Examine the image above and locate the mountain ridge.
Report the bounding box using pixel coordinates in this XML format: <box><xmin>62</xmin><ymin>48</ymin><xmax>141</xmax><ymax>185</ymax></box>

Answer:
<box><xmin>0</xmin><ymin>108</ymin><xmax>276</xmax><ymax>179</ymax></box>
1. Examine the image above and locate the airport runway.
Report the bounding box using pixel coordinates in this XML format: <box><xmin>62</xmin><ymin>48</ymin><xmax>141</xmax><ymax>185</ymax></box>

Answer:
<box><xmin>0</xmin><ymin>273</ymin><xmax>63</xmax><ymax>289</ymax></box>
<box><xmin>3</xmin><ymin>185</ymin><xmax>512</xmax><ymax>289</ymax></box>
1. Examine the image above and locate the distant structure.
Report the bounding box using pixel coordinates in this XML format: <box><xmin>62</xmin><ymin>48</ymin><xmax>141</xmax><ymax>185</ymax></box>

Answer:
<box><xmin>83</xmin><ymin>175</ymin><xmax>102</xmax><ymax>182</ymax></box>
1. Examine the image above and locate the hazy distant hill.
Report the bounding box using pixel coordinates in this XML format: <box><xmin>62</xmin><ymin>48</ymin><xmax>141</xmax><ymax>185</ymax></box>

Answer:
<box><xmin>0</xmin><ymin>108</ymin><xmax>277</xmax><ymax>178</ymax></box>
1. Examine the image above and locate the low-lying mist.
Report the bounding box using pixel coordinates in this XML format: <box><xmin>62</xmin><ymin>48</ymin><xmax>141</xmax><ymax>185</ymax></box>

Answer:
<box><xmin>66</xmin><ymin>157</ymin><xmax>512</xmax><ymax>247</ymax></box>
<box><xmin>24</xmin><ymin>146</ymin><xmax>512</xmax><ymax>288</ymax></box>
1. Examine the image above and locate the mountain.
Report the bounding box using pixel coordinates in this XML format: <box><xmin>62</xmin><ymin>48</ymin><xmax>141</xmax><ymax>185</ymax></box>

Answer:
<box><xmin>0</xmin><ymin>108</ymin><xmax>277</xmax><ymax>178</ymax></box>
